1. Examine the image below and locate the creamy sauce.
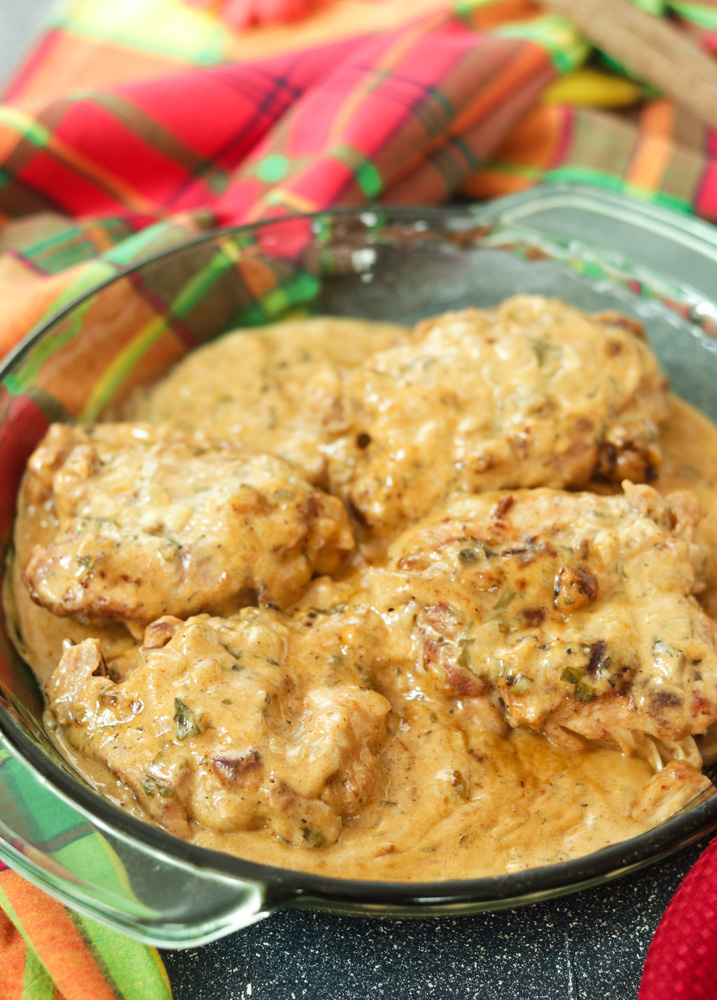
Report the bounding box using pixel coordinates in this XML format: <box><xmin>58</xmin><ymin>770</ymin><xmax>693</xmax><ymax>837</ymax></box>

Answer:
<box><xmin>7</xmin><ymin>491</ymin><xmax>138</xmax><ymax>687</ymax></box>
<box><xmin>10</xmin><ymin>313</ymin><xmax>717</xmax><ymax>882</ymax></box>
<box><xmin>45</xmin><ymin>694</ymin><xmax>687</xmax><ymax>880</ymax></box>
<box><xmin>659</xmin><ymin>396</ymin><xmax>717</xmax><ymax>619</ymax></box>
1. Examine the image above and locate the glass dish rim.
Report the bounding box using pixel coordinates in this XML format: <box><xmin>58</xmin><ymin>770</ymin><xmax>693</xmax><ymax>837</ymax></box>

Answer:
<box><xmin>3</xmin><ymin>187</ymin><xmax>717</xmax><ymax>912</ymax></box>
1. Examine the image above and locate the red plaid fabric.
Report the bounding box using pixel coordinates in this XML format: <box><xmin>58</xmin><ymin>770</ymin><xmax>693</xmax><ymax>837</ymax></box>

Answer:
<box><xmin>639</xmin><ymin>835</ymin><xmax>717</xmax><ymax>999</ymax></box>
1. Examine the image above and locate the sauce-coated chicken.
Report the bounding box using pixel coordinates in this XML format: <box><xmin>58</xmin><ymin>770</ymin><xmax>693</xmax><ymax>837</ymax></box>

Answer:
<box><xmin>328</xmin><ymin>298</ymin><xmax>668</xmax><ymax>535</ymax></box>
<box><xmin>14</xmin><ymin>306</ymin><xmax>717</xmax><ymax>882</ymax></box>
<box><xmin>22</xmin><ymin>423</ymin><xmax>354</xmax><ymax>626</ymax></box>
<box><xmin>47</xmin><ymin>609</ymin><xmax>390</xmax><ymax>847</ymax></box>
<box><xmin>130</xmin><ymin>317</ymin><xmax>409</xmax><ymax>483</ymax></box>
<box><xmin>371</xmin><ymin>484</ymin><xmax>717</xmax><ymax>749</ymax></box>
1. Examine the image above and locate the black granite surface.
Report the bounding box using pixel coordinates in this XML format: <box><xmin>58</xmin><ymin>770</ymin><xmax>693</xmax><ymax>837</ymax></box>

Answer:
<box><xmin>162</xmin><ymin>833</ymin><xmax>714</xmax><ymax>1000</ymax></box>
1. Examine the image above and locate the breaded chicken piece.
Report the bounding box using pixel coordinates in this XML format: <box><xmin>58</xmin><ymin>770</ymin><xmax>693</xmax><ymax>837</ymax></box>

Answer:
<box><xmin>21</xmin><ymin>423</ymin><xmax>354</xmax><ymax>627</ymax></box>
<box><xmin>327</xmin><ymin>297</ymin><xmax>669</xmax><ymax>536</ymax></box>
<box><xmin>360</xmin><ymin>484</ymin><xmax>717</xmax><ymax>748</ymax></box>
<box><xmin>128</xmin><ymin>317</ymin><xmax>409</xmax><ymax>483</ymax></box>
<box><xmin>46</xmin><ymin>610</ymin><xmax>390</xmax><ymax>846</ymax></box>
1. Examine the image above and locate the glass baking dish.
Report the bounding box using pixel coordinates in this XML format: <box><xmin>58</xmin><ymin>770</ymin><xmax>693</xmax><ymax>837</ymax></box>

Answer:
<box><xmin>2</xmin><ymin>184</ymin><xmax>717</xmax><ymax>947</ymax></box>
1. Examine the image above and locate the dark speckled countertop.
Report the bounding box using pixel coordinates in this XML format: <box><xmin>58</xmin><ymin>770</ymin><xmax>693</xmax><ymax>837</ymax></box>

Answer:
<box><xmin>161</xmin><ymin>836</ymin><xmax>714</xmax><ymax>999</ymax></box>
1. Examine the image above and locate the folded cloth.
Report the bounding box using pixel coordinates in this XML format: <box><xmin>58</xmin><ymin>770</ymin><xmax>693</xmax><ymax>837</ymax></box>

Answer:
<box><xmin>638</xmin><ymin>834</ymin><xmax>717</xmax><ymax>1000</ymax></box>
<box><xmin>1</xmin><ymin>1</ymin><xmax>717</xmax><ymax>998</ymax></box>
<box><xmin>0</xmin><ymin>745</ymin><xmax>174</xmax><ymax>1000</ymax></box>
<box><xmin>0</xmin><ymin>861</ymin><xmax>172</xmax><ymax>1000</ymax></box>
<box><xmin>0</xmin><ymin>1</ymin><xmax>588</xmax><ymax>356</ymax></box>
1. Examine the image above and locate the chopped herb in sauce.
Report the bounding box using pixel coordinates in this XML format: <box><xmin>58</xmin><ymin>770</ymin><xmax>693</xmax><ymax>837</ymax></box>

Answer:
<box><xmin>505</xmin><ymin>674</ymin><xmax>533</xmax><ymax>695</ymax></box>
<box><xmin>457</xmin><ymin>638</ymin><xmax>475</xmax><ymax>671</ymax></box>
<box><xmin>174</xmin><ymin>698</ymin><xmax>200</xmax><ymax>740</ymax></box>
<box><xmin>560</xmin><ymin>666</ymin><xmax>596</xmax><ymax>702</ymax></box>
<box><xmin>493</xmin><ymin>590</ymin><xmax>516</xmax><ymax>612</ymax></box>
<box><xmin>356</xmin><ymin>665</ymin><xmax>375</xmax><ymax>689</ymax></box>
<box><xmin>142</xmin><ymin>776</ymin><xmax>176</xmax><ymax>798</ymax></box>
<box><xmin>458</xmin><ymin>539</ymin><xmax>495</xmax><ymax>563</ymax></box>
<box><xmin>529</xmin><ymin>337</ymin><xmax>562</xmax><ymax>368</ymax></box>
<box><xmin>302</xmin><ymin>828</ymin><xmax>326</xmax><ymax>848</ymax></box>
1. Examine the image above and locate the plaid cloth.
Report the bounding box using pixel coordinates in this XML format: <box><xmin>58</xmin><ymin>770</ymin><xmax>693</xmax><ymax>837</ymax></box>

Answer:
<box><xmin>2</xmin><ymin>1</ymin><xmax>717</xmax><ymax>997</ymax></box>
<box><xmin>0</xmin><ymin>748</ymin><xmax>173</xmax><ymax>1000</ymax></box>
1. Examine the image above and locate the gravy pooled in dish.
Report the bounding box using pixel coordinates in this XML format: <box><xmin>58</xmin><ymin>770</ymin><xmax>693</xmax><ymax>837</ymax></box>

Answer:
<box><xmin>9</xmin><ymin>301</ymin><xmax>717</xmax><ymax>881</ymax></box>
